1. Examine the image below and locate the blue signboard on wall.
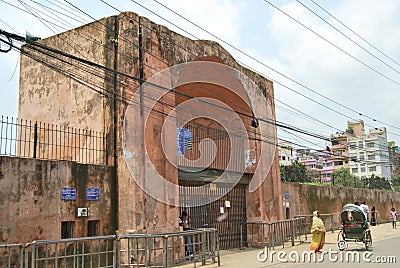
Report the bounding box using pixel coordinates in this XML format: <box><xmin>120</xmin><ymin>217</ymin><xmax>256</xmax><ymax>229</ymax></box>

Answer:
<box><xmin>86</xmin><ymin>188</ymin><xmax>100</xmax><ymax>200</ymax></box>
<box><xmin>177</xmin><ymin>127</ymin><xmax>185</xmax><ymax>156</ymax></box>
<box><xmin>176</xmin><ymin>127</ymin><xmax>192</xmax><ymax>156</ymax></box>
<box><xmin>61</xmin><ymin>187</ymin><xmax>76</xmax><ymax>200</ymax></box>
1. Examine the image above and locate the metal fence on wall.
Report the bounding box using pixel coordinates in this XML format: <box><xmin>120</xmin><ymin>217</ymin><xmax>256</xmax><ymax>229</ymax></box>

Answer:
<box><xmin>0</xmin><ymin>116</ymin><xmax>107</xmax><ymax>165</ymax></box>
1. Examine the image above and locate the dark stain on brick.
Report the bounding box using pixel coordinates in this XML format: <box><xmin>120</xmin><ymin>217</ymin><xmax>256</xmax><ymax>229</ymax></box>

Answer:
<box><xmin>72</xmin><ymin>162</ymin><xmax>89</xmax><ymax>204</ymax></box>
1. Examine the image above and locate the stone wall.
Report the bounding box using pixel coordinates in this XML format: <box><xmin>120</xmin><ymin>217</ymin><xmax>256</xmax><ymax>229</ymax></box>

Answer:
<box><xmin>282</xmin><ymin>182</ymin><xmax>400</xmax><ymax>221</ymax></box>
<box><xmin>0</xmin><ymin>156</ymin><xmax>115</xmax><ymax>244</ymax></box>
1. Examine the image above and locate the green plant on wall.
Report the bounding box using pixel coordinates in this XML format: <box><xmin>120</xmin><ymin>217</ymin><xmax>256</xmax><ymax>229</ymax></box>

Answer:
<box><xmin>366</xmin><ymin>174</ymin><xmax>392</xmax><ymax>190</ymax></box>
<box><xmin>280</xmin><ymin>161</ymin><xmax>312</xmax><ymax>183</ymax></box>
<box><xmin>331</xmin><ymin>167</ymin><xmax>365</xmax><ymax>188</ymax></box>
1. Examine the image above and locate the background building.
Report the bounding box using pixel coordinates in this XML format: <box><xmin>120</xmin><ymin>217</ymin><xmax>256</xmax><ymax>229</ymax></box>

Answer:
<box><xmin>348</xmin><ymin>127</ymin><xmax>391</xmax><ymax>179</ymax></box>
<box><xmin>330</xmin><ymin>120</ymin><xmax>365</xmax><ymax>171</ymax></box>
<box><xmin>278</xmin><ymin>141</ymin><xmax>293</xmax><ymax>166</ymax></box>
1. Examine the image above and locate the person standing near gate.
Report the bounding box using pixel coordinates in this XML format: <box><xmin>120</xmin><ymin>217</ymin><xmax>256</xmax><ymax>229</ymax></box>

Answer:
<box><xmin>181</xmin><ymin>210</ymin><xmax>194</xmax><ymax>257</ymax></box>
<box><xmin>310</xmin><ymin>210</ymin><xmax>326</xmax><ymax>254</ymax></box>
<box><xmin>370</xmin><ymin>206</ymin><xmax>377</xmax><ymax>226</ymax></box>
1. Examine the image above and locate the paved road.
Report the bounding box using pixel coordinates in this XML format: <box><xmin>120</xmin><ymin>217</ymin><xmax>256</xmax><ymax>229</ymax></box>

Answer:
<box><xmin>179</xmin><ymin>223</ymin><xmax>400</xmax><ymax>268</ymax></box>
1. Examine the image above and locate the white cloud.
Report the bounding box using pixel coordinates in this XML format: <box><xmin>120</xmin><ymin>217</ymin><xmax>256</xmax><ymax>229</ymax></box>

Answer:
<box><xmin>267</xmin><ymin>0</ymin><xmax>400</xmax><ymax>141</ymax></box>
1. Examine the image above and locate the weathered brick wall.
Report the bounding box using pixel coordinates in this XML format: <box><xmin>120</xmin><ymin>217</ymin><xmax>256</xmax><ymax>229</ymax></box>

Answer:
<box><xmin>0</xmin><ymin>156</ymin><xmax>115</xmax><ymax>244</ymax></box>
<box><xmin>18</xmin><ymin>10</ymin><xmax>284</xmax><ymax>236</ymax></box>
<box><xmin>282</xmin><ymin>182</ymin><xmax>400</xmax><ymax>221</ymax></box>
<box><xmin>120</xmin><ymin>12</ymin><xmax>283</xmax><ymax>225</ymax></box>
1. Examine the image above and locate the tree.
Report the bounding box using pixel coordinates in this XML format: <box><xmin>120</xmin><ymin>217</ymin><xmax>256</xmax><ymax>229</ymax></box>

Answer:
<box><xmin>366</xmin><ymin>174</ymin><xmax>392</xmax><ymax>190</ymax></box>
<box><xmin>392</xmin><ymin>176</ymin><xmax>400</xmax><ymax>192</ymax></box>
<box><xmin>332</xmin><ymin>168</ymin><xmax>360</xmax><ymax>187</ymax></box>
<box><xmin>280</xmin><ymin>161</ymin><xmax>311</xmax><ymax>183</ymax></box>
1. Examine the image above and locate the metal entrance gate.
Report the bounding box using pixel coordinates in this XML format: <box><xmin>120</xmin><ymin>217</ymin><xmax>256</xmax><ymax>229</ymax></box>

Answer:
<box><xmin>179</xmin><ymin>184</ymin><xmax>247</xmax><ymax>250</ymax></box>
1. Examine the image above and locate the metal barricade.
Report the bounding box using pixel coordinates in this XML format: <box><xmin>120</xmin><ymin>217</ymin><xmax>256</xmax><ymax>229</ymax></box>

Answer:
<box><xmin>295</xmin><ymin>213</ymin><xmax>341</xmax><ymax>234</ymax></box>
<box><xmin>0</xmin><ymin>229</ymin><xmax>220</xmax><ymax>268</ymax></box>
<box><xmin>0</xmin><ymin>243</ymin><xmax>24</xmax><ymax>268</ymax></box>
<box><xmin>24</xmin><ymin>235</ymin><xmax>115</xmax><ymax>268</ymax></box>
<box><xmin>242</xmin><ymin>217</ymin><xmax>307</xmax><ymax>249</ymax></box>
<box><xmin>117</xmin><ymin>228</ymin><xmax>220</xmax><ymax>268</ymax></box>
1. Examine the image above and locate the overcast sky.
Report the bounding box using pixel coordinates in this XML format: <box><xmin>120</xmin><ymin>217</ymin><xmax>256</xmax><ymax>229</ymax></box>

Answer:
<box><xmin>1</xmin><ymin>0</ymin><xmax>400</xmax><ymax>150</ymax></box>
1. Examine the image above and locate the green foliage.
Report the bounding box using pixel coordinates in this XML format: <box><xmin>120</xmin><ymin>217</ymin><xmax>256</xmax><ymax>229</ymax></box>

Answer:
<box><xmin>392</xmin><ymin>176</ymin><xmax>400</xmax><ymax>187</ymax></box>
<box><xmin>281</xmin><ymin>164</ymin><xmax>400</xmax><ymax>192</ymax></box>
<box><xmin>280</xmin><ymin>161</ymin><xmax>311</xmax><ymax>183</ymax></box>
<box><xmin>331</xmin><ymin>168</ymin><xmax>361</xmax><ymax>187</ymax></box>
<box><xmin>365</xmin><ymin>174</ymin><xmax>392</xmax><ymax>190</ymax></box>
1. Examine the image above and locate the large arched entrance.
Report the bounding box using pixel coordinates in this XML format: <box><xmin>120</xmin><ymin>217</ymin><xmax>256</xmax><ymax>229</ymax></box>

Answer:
<box><xmin>174</xmin><ymin>56</ymin><xmax>256</xmax><ymax>249</ymax></box>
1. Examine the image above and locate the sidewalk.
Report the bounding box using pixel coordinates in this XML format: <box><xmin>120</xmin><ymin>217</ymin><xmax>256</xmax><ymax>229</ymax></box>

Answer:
<box><xmin>178</xmin><ymin>223</ymin><xmax>400</xmax><ymax>268</ymax></box>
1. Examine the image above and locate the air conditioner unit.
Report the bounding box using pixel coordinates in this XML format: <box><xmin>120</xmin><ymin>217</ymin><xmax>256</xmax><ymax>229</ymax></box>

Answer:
<box><xmin>77</xmin><ymin>207</ymin><xmax>88</xmax><ymax>217</ymax></box>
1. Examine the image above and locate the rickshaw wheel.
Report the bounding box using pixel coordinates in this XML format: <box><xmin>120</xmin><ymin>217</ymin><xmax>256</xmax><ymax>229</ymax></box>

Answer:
<box><xmin>364</xmin><ymin>231</ymin><xmax>372</xmax><ymax>250</ymax></box>
<box><xmin>337</xmin><ymin>230</ymin><xmax>345</xmax><ymax>242</ymax></box>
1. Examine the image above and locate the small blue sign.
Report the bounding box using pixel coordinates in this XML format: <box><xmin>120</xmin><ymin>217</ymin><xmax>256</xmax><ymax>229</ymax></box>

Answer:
<box><xmin>184</xmin><ymin>129</ymin><xmax>192</xmax><ymax>150</ymax></box>
<box><xmin>61</xmin><ymin>187</ymin><xmax>76</xmax><ymax>200</ymax></box>
<box><xmin>177</xmin><ymin>127</ymin><xmax>192</xmax><ymax>156</ymax></box>
<box><xmin>284</xmin><ymin>191</ymin><xmax>290</xmax><ymax>199</ymax></box>
<box><xmin>86</xmin><ymin>188</ymin><xmax>100</xmax><ymax>200</ymax></box>
<box><xmin>177</xmin><ymin>127</ymin><xmax>185</xmax><ymax>156</ymax></box>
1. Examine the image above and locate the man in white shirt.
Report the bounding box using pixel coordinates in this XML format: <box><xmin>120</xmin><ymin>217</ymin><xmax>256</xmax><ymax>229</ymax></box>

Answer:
<box><xmin>360</xmin><ymin>201</ymin><xmax>370</xmax><ymax>222</ymax></box>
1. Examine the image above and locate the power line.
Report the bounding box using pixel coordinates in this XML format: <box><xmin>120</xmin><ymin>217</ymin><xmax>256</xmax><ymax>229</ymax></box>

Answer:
<box><xmin>1</xmin><ymin>1</ymin><xmax>398</xmax><ymax>159</ymax></box>
<box><xmin>306</xmin><ymin>0</ymin><xmax>400</xmax><ymax>132</ymax></box>
<box><xmin>309</xmin><ymin>0</ymin><xmax>400</xmax><ymax>68</ymax></box>
<box><xmin>3</xmin><ymin>28</ymin><xmax>396</xmax><ymax>172</ymax></box>
<box><xmin>11</xmin><ymin>0</ymin><xmax>394</xmax><ymax>143</ymax></box>
<box><xmin>296</xmin><ymin>0</ymin><xmax>400</xmax><ymax>77</ymax></box>
<box><xmin>137</xmin><ymin>0</ymin><xmax>400</xmax><ymax>139</ymax></box>
<box><xmin>262</xmin><ymin>0</ymin><xmax>400</xmax><ymax>132</ymax></box>
<box><xmin>148</xmin><ymin>0</ymin><xmax>400</xmax><ymax>132</ymax></box>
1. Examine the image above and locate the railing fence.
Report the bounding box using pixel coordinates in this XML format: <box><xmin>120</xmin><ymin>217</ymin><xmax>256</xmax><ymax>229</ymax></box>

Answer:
<box><xmin>0</xmin><ymin>228</ymin><xmax>220</xmax><ymax>268</ymax></box>
<box><xmin>242</xmin><ymin>217</ymin><xmax>308</xmax><ymax>249</ymax></box>
<box><xmin>0</xmin><ymin>116</ymin><xmax>107</xmax><ymax>165</ymax></box>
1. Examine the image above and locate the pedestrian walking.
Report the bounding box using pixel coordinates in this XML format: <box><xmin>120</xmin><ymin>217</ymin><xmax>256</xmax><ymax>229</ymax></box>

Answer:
<box><xmin>310</xmin><ymin>210</ymin><xmax>326</xmax><ymax>253</ymax></box>
<box><xmin>390</xmin><ymin>208</ymin><xmax>397</xmax><ymax>229</ymax></box>
<box><xmin>371</xmin><ymin>206</ymin><xmax>377</xmax><ymax>226</ymax></box>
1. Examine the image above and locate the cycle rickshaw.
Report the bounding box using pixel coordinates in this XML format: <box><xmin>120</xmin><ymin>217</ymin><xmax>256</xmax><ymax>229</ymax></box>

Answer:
<box><xmin>337</xmin><ymin>204</ymin><xmax>372</xmax><ymax>251</ymax></box>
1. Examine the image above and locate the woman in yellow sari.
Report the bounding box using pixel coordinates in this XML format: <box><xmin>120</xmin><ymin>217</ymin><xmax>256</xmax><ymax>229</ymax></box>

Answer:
<box><xmin>310</xmin><ymin>210</ymin><xmax>326</xmax><ymax>253</ymax></box>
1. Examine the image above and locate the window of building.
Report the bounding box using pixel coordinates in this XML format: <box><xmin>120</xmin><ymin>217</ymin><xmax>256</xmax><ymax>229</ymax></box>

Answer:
<box><xmin>367</xmin><ymin>142</ymin><xmax>375</xmax><ymax>148</ymax></box>
<box><xmin>367</xmin><ymin>154</ymin><xmax>375</xmax><ymax>160</ymax></box>
<box><xmin>351</xmin><ymin>168</ymin><xmax>358</xmax><ymax>173</ymax></box>
<box><xmin>360</xmin><ymin>167</ymin><xmax>366</xmax><ymax>173</ymax></box>
<box><xmin>350</xmin><ymin>156</ymin><xmax>357</xmax><ymax>162</ymax></box>
<box><xmin>369</xmin><ymin>166</ymin><xmax>376</xmax><ymax>172</ymax></box>
<box><xmin>61</xmin><ymin>221</ymin><xmax>75</xmax><ymax>239</ymax></box>
<box><xmin>282</xmin><ymin>156</ymin><xmax>286</xmax><ymax>161</ymax></box>
<box><xmin>334</xmin><ymin>161</ymin><xmax>343</xmax><ymax>166</ymax></box>
<box><xmin>358</xmin><ymin>141</ymin><xmax>364</xmax><ymax>149</ymax></box>
<box><xmin>349</xmin><ymin>143</ymin><xmax>356</xmax><ymax>150</ymax></box>
<box><xmin>334</xmin><ymin>150</ymin><xmax>342</xmax><ymax>156</ymax></box>
<box><xmin>359</xmin><ymin>153</ymin><xmax>365</xmax><ymax>161</ymax></box>
<box><xmin>88</xmin><ymin>220</ymin><xmax>100</xmax><ymax>237</ymax></box>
